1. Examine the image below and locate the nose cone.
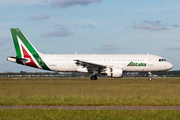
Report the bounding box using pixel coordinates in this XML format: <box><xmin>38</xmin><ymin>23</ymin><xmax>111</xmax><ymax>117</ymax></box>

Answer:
<box><xmin>167</xmin><ymin>62</ymin><xmax>173</xmax><ymax>70</ymax></box>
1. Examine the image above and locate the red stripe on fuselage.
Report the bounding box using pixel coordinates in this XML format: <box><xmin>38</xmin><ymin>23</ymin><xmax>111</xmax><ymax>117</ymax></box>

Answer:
<box><xmin>21</xmin><ymin>45</ymin><xmax>38</xmax><ymax>68</ymax></box>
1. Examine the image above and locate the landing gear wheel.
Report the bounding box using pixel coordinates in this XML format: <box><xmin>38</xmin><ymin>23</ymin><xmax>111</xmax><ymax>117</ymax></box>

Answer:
<box><xmin>91</xmin><ymin>75</ymin><xmax>97</xmax><ymax>80</ymax></box>
<box><xmin>148</xmin><ymin>72</ymin><xmax>152</xmax><ymax>81</ymax></box>
<box><xmin>148</xmin><ymin>77</ymin><xmax>152</xmax><ymax>81</ymax></box>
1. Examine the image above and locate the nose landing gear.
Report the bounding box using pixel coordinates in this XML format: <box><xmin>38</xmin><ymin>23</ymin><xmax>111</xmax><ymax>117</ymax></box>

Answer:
<box><xmin>148</xmin><ymin>72</ymin><xmax>152</xmax><ymax>81</ymax></box>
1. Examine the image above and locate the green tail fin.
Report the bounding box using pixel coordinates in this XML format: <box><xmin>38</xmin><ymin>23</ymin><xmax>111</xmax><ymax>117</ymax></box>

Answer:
<box><xmin>11</xmin><ymin>28</ymin><xmax>40</xmax><ymax>58</ymax></box>
<box><xmin>11</xmin><ymin>28</ymin><xmax>23</xmax><ymax>58</ymax></box>
<box><xmin>10</xmin><ymin>28</ymin><xmax>50</xmax><ymax>70</ymax></box>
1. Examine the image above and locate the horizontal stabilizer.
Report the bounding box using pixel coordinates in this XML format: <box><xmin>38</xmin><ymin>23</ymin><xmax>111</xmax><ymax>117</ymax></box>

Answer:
<box><xmin>7</xmin><ymin>56</ymin><xmax>29</xmax><ymax>65</ymax></box>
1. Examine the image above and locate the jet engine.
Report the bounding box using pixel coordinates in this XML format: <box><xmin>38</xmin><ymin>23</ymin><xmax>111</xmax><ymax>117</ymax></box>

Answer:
<box><xmin>106</xmin><ymin>67</ymin><xmax>123</xmax><ymax>78</ymax></box>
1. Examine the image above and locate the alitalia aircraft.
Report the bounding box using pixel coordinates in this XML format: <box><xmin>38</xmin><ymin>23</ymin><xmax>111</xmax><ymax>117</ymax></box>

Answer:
<box><xmin>7</xmin><ymin>28</ymin><xmax>173</xmax><ymax>80</ymax></box>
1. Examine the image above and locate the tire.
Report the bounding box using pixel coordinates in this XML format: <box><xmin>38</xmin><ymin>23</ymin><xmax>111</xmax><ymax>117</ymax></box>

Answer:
<box><xmin>148</xmin><ymin>77</ymin><xmax>152</xmax><ymax>81</ymax></box>
<box><xmin>91</xmin><ymin>75</ymin><xmax>97</xmax><ymax>80</ymax></box>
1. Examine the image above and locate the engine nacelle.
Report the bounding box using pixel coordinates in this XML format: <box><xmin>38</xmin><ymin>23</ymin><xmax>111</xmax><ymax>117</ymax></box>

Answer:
<box><xmin>106</xmin><ymin>67</ymin><xmax>123</xmax><ymax>78</ymax></box>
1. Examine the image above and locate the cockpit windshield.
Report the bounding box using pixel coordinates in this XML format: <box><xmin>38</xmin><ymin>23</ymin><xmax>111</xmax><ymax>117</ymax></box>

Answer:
<box><xmin>159</xmin><ymin>59</ymin><xmax>167</xmax><ymax>62</ymax></box>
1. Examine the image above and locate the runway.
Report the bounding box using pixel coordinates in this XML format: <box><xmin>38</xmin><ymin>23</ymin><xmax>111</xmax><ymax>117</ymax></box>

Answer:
<box><xmin>0</xmin><ymin>106</ymin><xmax>180</xmax><ymax>110</ymax></box>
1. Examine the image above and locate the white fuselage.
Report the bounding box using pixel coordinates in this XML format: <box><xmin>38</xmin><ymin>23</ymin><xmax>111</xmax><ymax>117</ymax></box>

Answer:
<box><xmin>40</xmin><ymin>53</ymin><xmax>173</xmax><ymax>72</ymax></box>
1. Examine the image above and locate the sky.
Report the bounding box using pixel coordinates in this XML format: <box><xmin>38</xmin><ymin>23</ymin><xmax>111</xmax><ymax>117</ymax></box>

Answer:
<box><xmin>1</xmin><ymin>0</ymin><xmax>180</xmax><ymax>72</ymax></box>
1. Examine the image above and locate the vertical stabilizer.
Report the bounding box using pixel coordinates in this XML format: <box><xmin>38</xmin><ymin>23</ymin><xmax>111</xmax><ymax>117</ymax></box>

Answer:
<box><xmin>11</xmin><ymin>28</ymin><xmax>38</xmax><ymax>58</ymax></box>
<box><xmin>10</xmin><ymin>28</ymin><xmax>50</xmax><ymax>70</ymax></box>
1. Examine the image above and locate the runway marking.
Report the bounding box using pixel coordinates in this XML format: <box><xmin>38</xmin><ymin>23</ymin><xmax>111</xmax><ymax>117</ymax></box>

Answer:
<box><xmin>0</xmin><ymin>106</ymin><xmax>180</xmax><ymax>110</ymax></box>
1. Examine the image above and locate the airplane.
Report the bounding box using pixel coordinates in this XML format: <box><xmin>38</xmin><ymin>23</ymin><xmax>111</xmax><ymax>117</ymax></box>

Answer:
<box><xmin>7</xmin><ymin>28</ymin><xmax>173</xmax><ymax>80</ymax></box>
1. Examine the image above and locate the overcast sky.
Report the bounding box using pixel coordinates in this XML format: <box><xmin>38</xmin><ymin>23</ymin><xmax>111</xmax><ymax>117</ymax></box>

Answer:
<box><xmin>1</xmin><ymin>0</ymin><xmax>180</xmax><ymax>72</ymax></box>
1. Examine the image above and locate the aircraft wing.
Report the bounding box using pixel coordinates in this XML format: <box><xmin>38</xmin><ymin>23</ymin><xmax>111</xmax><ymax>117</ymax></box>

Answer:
<box><xmin>74</xmin><ymin>60</ymin><xmax>106</xmax><ymax>73</ymax></box>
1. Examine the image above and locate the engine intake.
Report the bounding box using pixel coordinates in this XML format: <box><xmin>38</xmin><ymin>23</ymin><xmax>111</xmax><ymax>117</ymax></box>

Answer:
<box><xmin>106</xmin><ymin>67</ymin><xmax>123</xmax><ymax>78</ymax></box>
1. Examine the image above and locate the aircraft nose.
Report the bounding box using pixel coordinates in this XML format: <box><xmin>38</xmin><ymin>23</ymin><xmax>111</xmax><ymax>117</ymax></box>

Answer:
<box><xmin>167</xmin><ymin>62</ymin><xmax>173</xmax><ymax>70</ymax></box>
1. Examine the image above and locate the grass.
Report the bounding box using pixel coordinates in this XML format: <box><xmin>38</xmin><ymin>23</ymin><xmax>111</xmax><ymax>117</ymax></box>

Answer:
<box><xmin>0</xmin><ymin>77</ymin><xmax>180</xmax><ymax>106</ymax></box>
<box><xmin>0</xmin><ymin>109</ymin><xmax>180</xmax><ymax>120</ymax></box>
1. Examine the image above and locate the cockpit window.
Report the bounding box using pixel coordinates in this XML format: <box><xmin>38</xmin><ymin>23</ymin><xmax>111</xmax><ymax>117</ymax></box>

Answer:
<box><xmin>159</xmin><ymin>59</ymin><xmax>167</xmax><ymax>62</ymax></box>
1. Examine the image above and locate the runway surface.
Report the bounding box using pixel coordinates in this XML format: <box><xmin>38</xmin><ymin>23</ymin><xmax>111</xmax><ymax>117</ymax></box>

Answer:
<box><xmin>0</xmin><ymin>106</ymin><xmax>180</xmax><ymax>110</ymax></box>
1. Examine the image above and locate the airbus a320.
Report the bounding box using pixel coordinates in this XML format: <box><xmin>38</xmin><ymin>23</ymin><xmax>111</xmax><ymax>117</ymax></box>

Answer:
<box><xmin>7</xmin><ymin>29</ymin><xmax>173</xmax><ymax>80</ymax></box>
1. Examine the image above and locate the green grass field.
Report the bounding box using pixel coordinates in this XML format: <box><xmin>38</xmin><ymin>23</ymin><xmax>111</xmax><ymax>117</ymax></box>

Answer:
<box><xmin>0</xmin><ymin>109</ymin><xmax>180</xmax><ymax>120</ymax></box>
<box><xmin>0</xmin><ymin>77</ymin><xmax>180</xmax><ymax>106</ymax></box>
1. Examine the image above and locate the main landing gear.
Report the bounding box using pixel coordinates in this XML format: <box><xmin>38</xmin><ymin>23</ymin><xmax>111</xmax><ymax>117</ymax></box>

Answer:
<box><xmin>91</xmin><ymin>70</ymin><xmax>98</xmax><ymax>80</ymax></box>
<box><xmin>91</xmin><ymin>75</ymin><xmax>97</xmax><ymax>80</ymax></box>
<box><xmin>148</xmin><ymin>72</ymin><xmax>152</xmax><ymax>81</ymax></box>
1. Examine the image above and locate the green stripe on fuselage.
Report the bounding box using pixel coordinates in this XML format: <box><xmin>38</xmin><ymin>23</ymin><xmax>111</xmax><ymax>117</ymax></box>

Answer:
<box><xmin>10</xmin><ymin>28</ymin><xmax>50</xmax><ymax>70</ymax></box>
